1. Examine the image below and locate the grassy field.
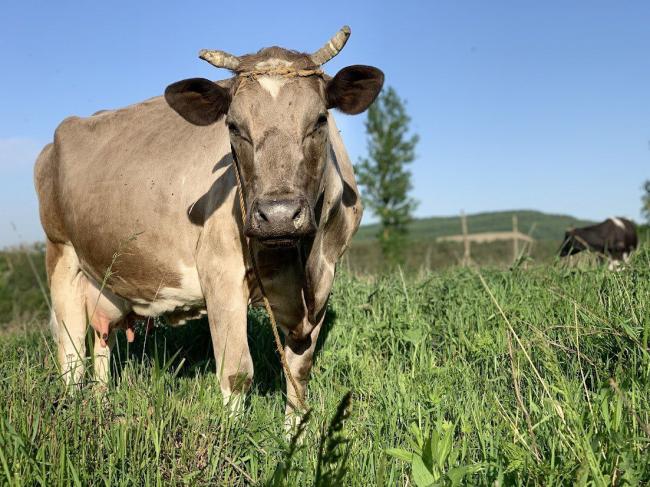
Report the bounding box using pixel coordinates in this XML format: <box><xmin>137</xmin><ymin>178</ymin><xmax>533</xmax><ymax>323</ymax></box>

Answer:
<box><xmin>353</xmin><ymin>210</ymin><xmax>596</xmax><ymax>242</ymax></box>
<box><xmin>0</xmin><ymin>244</ymin><xmax>47</xmax><ymax>325</ymax></box>
<box><xmin>348</xmin><ymin>218</ymin><xmax>650</xmax><ymax>275</ymax></box>
<box><xmin>345</xmin><ymin>238</ymin><xmax>561</xmax><ymax>275</ymax></box>
<box><xmin>1</xmin><ymin>246</ymin><xmax>650</xmax><ymax>485</ymax></box>
<box><xmin>348</xmin><ymin>210</ymin><xmax>602</xmax><ymax>274</ymax></box>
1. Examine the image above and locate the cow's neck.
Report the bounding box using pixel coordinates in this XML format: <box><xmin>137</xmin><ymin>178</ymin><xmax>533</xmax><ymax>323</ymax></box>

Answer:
<box><xmin>251</xmin><ymin>241</ymin><xmax>311</xmax><ymax>337</ymax></box>
<box><xmin>249</xmin><ymin>148</ymin><xmax>341</xmax><ymax>336</ymax></box>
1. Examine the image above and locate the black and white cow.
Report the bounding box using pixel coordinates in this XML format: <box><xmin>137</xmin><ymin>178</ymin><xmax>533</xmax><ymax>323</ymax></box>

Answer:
<box><xmin>559</xmin><ymin>217</ymin><xmax>637</xmax><ymax>268</ymax></box>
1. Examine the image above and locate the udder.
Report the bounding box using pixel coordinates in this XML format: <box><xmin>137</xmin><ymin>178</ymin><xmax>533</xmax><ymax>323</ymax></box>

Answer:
<box><xmin>84</xmin><ymin>274</ymin><xmax>136</xmax><ymax>347</ymax></box>
<box><xmin>89</xmin><ymin>308</ymin><xmax>142</xmax><ymax>347</ymax></box>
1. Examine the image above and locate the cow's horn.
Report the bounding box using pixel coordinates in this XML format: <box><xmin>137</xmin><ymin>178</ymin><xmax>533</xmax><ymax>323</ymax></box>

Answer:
<box><xmin>310</xmin><ymin>25</ymin><xmax>351</xmax><ymax>66</ymax></box>
<box><xmin>198</xmin><ymin>49</ymin><xmax>241</xmax><ymax>70</ymax></box>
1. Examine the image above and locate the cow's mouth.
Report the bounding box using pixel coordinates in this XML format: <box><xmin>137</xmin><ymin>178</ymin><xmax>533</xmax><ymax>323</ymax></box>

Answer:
<box><xmin>259</xmin><ymin>237</ymin><xmax>299</xmax><ymax>249</ymax></box>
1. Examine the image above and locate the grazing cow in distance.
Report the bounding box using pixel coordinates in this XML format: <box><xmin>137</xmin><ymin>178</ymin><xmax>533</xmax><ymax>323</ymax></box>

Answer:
<box><xmin>559</xmin><ymin>217</ymin><xmax>637</xmax><ymax>268</ymax></box>
<box><xmin>34</xmin><ymin>26</ymin><xmax>384</xmax><ymax>423</ymax></box>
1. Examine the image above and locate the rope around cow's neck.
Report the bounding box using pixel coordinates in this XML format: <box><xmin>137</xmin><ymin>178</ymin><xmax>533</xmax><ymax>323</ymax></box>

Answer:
<box><xmin>238</xmin><ymin>66</ymin><xmax>324</xmax><ymax>80</ymax></box>
<box><xmin>231</xmin><ymin>153</ymin><xmax>308</xmax><ymax>413</ymax></box>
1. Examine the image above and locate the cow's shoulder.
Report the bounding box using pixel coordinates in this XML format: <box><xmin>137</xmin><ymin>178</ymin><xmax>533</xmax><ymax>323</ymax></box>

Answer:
<box><xmin>608</xmin><ymin>217</ymin><xmax>627</xmax><ymax>231</ymax></box>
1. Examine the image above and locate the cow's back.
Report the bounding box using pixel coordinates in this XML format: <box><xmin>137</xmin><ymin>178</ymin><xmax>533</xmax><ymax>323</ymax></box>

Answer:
<box><xmin>35</xmin><ymin>94</ymin><xmax>234</xmax><ymax>301</ymax></box>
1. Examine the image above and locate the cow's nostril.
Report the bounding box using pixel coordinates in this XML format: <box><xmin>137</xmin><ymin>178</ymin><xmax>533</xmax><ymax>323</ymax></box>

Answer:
<box><xmin>291</xmin><ymin>207</ymin><xmax>302</xmax><ymax>220</ymax></box>
<box><xmin>256</xmin><ymin>209</ymin><xmax>269</xmax><ymax>223</ymax></box>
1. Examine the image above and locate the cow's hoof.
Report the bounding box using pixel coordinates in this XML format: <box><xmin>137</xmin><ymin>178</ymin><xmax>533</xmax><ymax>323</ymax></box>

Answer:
<box><xmin>63</xmin><ymin>377</ymin><xmax>84</xmax><ymax>395</ymax></box>
<box><xmin>223</xmin><ymin>392</ymin><xmax>246</xmax><ymax>417</ymax></box>
<box><xmin>92</xmin><ymin>381</ymin><xmax>109</xmax><ymax>396</ymax></box>
<box><xmin>283</xmin><ymin>410</ymin><xmax>306</xmax><ymax>443</ymax></box>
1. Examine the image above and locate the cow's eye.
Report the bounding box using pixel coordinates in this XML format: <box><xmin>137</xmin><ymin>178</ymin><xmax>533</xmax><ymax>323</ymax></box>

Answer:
<box><xmin>305</xmin><ymin>114</ymin><xmax>328</xmax><ymax>140</ymax></box>
<box><xmin>315</xmin><ymin>113</ymin><xmax>328</xmax><ymax>129</ymax></box>
<box><xmin>228</xmin><ymin>122</ymin><xmax>251</xmax><ymax>143</ymax></box>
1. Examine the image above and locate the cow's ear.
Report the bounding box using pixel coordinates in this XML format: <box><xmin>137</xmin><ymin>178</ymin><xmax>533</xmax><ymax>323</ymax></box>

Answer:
<box><xmin>326</xmin><ymin>65</ymin><xmax>384</xmax><ymax>115</ymax></box>
<box><xmin>165</xmin><ymin>78</ymin><xmax>231</xmax><ymax>126</ymax></box>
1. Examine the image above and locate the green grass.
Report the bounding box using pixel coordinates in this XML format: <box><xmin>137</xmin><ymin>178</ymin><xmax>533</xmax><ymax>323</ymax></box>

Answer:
<box><xmin>1</xmin><ymin>247</ymin><xmax>650</xmax><ymax>485</ymax></box>
<box><xmin>0</xmin><ymin>244</ymin><xmax>48</xmax><ymax>325</ymax></box>
<box><xmin>345</xmin><ymin>238</ymin><xmax>562</xmax><ymax>275</ymax></box>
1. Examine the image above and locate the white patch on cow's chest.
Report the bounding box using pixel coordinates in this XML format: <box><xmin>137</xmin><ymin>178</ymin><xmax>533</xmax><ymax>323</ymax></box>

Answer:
<box><xmin>131</xmin><ymin>263</ymin><xmax>205</xmax><ymax>317</ymax></box>
<box><xmin>609</xmin><ymin>217</ymin><xmax>625</xmax><ymax>229</ymax></box>
<box><xmin>258</xmin><ymin>76</ymin><xmax>286</xmax><ymax>99</ymax></box>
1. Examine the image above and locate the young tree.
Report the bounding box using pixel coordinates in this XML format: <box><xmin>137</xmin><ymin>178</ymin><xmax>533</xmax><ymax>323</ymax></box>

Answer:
<box><xmin>356</xmin><ymin>86</ymin><xmax>419</xmax><ymax>265</ymax></box>
<box><xmin>642</xmin><ymin>180</ymin><xmax>650</xmax><ymax>224</ymax></box>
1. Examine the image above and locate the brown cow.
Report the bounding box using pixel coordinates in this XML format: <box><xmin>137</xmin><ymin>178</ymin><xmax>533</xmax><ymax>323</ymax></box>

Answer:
<box><xmin>34</xmin><ymin>26</ymin><xmax>383</xmax><ymax>422</ymax></box>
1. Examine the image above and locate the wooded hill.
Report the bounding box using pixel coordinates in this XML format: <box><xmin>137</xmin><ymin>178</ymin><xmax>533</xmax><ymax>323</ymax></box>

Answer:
<box><xmin>354</xmin><ymin>209</ymin><xmax>596</xmax><ymax>242</ymax></box>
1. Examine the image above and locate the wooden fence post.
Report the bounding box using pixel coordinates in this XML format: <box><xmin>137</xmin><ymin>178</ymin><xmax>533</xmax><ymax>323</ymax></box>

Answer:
<box><xmin>512</xmin><ymin>214</ymin><xmax>519</xmax><ymax>262</ymax></box>
<box><xmin>425</xmin><ymin>244</ymin><xmax>432</xmax><ymax>273</ymax></box>
<box><xmin>461</xmin><ymin>210</ymin><xmax>470</xmax><ymax>266</ymax></box>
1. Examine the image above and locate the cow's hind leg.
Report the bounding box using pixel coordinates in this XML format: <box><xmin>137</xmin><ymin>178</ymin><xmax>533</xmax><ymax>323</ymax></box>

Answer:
<box><xmin>47</xmin><ymin>241</ymin><xmax>88</xmax><ymax>387</ymax></box>
<box><xmin>85</xmin><ymin>277</ymin><xmax>130</xmax><ymax>386</ymax></box>
<box><xmin>92</xmin><ymin>328</ymin><xmax>113</xmax><ymax>386</ymax></box>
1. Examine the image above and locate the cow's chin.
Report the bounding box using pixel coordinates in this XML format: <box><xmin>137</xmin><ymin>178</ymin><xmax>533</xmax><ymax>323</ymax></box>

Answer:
<box><xmin>258</xmin><ymin>237</ymin><xmax>300</xmax><ymax>249</ymax></box>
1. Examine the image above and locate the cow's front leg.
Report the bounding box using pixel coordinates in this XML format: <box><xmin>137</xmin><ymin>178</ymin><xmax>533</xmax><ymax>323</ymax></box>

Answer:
<box><xmin>284</xmin><ymin>316</ymin><xmax>324</xmax><ymax>429</ymax></box>
<box><xmin>202</xmin><ymin>271</ymin><xmax>253</xmax><ymax>415</ymax></box>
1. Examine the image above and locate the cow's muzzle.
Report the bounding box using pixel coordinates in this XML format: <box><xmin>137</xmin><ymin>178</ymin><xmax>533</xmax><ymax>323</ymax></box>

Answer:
<box><xmin>245</xmin><ymin>197</ymin><xmax>316</xmax><ymax>247</ymax></box>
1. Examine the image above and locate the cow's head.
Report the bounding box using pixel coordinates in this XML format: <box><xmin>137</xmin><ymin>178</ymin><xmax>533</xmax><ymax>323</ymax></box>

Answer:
<box><xmin>559</xmin><ymin>229</ymin><xmax>585</xmax><ymax>257</ymax></box>
<box><xmin>165</xmin><ymin>26</ymin><xmax>383</xmax><ymax>248</ymax></box>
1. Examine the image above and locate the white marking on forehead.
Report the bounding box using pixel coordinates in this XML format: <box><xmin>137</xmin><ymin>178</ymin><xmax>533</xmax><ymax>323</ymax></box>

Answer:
<box><xmin>610</xmin><ymin>217</ymin><xmax>625</xmax><ymax>229</ymax></box>
<box><xmin>258</xmin><ymin>76</ymin><xmax>286</xmax><ymax>99</ymax></box>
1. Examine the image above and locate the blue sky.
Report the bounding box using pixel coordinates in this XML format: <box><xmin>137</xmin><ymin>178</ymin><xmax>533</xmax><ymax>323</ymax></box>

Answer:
<box><xmin>1</xmin><ymin>1</ymin><xmax>648</xmax><ymax>246</ymax></box>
